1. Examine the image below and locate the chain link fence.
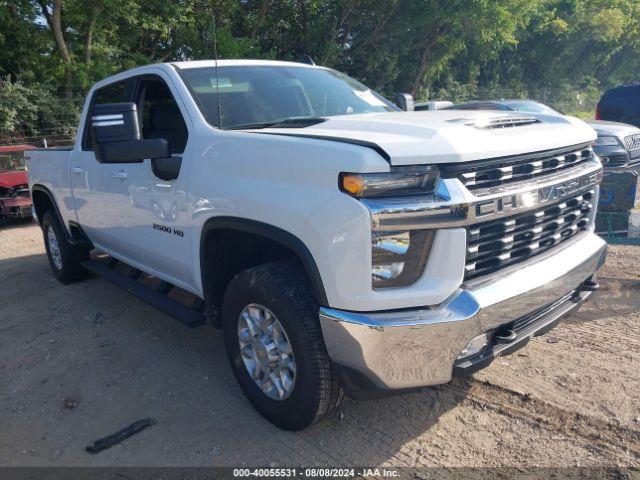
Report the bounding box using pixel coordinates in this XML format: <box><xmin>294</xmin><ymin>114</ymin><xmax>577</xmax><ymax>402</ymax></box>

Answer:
<box><xmin>0</xmin><ymin>82</ymin><xmax>83</xmax><ymax>149</ymax></box>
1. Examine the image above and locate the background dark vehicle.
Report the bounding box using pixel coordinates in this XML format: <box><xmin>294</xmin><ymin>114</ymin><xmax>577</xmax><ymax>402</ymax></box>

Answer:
<box><xmin>589</xmin><ymin>121</ymin><xmax>640</xmax><ymax>170</ymax></box>
<box><xmin>443</xmin><ymin>99</ymin><xmax>562</xmax><ymax>116</ymax></box>
<box><xmin>596</xmin><ymin>85</ymin><xmax>640</xmax><ymax>128</ymax></box>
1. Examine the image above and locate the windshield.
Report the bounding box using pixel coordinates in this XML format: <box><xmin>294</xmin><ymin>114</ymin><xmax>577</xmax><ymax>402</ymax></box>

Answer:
<box><xmin>502</xmin><ymin>100</ymin><xmax>563</xmax><ymax>115</ymax></box>
<box><xmin>0</xmin><ymin>151</ymin><xmax>27</xmax><ymax>172</ymax></box>
<box><xmin>179</xmin><ymin>65</ymin><xmax>397</xmax><ymax>129</ymax></box>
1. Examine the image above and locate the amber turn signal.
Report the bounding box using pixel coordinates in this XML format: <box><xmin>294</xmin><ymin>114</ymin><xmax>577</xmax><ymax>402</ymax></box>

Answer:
<box><xmin>339</xmin><ymin>166</ymin><xmax>440</xmax><ymax>199</ymax></box>
<box><xmin>341</xmin><ymin>174</ymin><xmax>366</xmax><ymax>196</ymax></box>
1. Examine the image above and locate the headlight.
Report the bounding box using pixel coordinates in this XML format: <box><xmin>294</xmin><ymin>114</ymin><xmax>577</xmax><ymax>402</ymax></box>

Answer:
<box><xmin>340</xmin><ymin>166</ymin><xmax>440</xmax><ymax>288</ymax></box>
<box><xmin>340</xmin><ymin>165</ymin><xmax>440</xmax><ymax>198</ymax></box>
<box><xmin>372</xmin><ymin>230</ymin><xmax>435</xmax><ymax>288</ymax></box>
<box><xmin>593</xmin><ymin>135</ymin><xmax>620</xmax><ymax>147</ymax></box>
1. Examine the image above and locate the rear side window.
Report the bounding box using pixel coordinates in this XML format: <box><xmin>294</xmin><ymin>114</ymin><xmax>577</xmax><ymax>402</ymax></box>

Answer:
<box><xmin>82</xmin><ymin>80</ymin><xmax>133</xmax><ymax>150</ymax></box>
<box><xmin>602</xmin><ymin>87</ymin><xmax>628</xmax><ymax>106</ymax></box>
<box><xmin>602</xmin><ymin>86</ymin><xmax>640</xmax><ymax>108</ymax></box>
<box><xmin>93</xmin><ymin>82</ymin><xmax>127</xmax><ymax>105</ymax></box>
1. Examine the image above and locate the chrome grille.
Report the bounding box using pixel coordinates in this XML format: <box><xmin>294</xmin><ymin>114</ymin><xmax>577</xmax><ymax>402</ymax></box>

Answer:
<box><xmin>464</xmin><ymin>190</ymin><xmax>595</xmax><ymax>280</ymax></box>
<box><xmin>446</xmin><ymin>146</ymin><xmax>594</xmax><ymax>191</ymax></box>
<box><xmin>602</xmin><ymin>153</ymin><xmax>628</xmax><ymax>167</ymax></box>
<box><xmin>624</xmin><ymin>133</ymin><xmax>640</xmax><ymax>152</ymax></box>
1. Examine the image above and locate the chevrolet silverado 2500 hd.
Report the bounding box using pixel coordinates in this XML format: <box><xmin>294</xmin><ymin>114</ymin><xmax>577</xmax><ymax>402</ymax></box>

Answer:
<box><xmin>27</xmin><ymin>60</ymin><xmax>606</xmax><ymax>430</ymax></box>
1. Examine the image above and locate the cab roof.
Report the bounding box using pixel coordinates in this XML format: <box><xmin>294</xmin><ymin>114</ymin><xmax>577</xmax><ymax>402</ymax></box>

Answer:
<box><xmin>172</xmin><ymin>59</ymin><xmax>318</xmax><ymax>70</ymax></box>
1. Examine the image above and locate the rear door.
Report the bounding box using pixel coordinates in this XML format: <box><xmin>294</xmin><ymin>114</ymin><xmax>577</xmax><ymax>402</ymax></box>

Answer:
<box><xmin>70</xmin><ymin>78</ymin><xmax>135</xmax><ymax>247</ymax></box>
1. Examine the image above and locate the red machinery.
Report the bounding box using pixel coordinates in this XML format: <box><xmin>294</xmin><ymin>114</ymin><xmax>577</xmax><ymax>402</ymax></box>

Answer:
<box><xmin>0</xmin><ymin>145</ymin><xmax>34</xmax><ymax>220</ymax></box>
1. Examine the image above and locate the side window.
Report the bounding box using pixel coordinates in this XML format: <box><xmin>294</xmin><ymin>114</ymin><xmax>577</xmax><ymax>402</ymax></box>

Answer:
<box><xmin>94</xmin><ymin>82</ymin><xmax>126</xmax><ymax>104</ymax></box>
<box><xmin>136</xmin><ymin>78</ymin><xmax>188</xmax><ymax>154</ymax></box>
<box><xmin>82</xmin><ymin>80</ymin><xmax>132</xmax><ymax>150</ymax></box>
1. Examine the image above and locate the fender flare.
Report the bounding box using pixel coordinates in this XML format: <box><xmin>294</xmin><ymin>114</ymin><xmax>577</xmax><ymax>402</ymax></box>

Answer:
<box><xmin>31</xmin><ymin>184</ymin><xmax>70</xmax><ymax>237</ymax></box>
<box><xmin>199</xmin><ymin>216</ymin><xmax>329</xmax><ymax>306</ymax></box>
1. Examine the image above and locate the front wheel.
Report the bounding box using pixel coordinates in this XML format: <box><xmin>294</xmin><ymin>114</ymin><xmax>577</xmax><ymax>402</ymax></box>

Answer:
<box><xmin>222</xmin><ymin>262</ymin><xmax>342</xmax><ymax>430</ymax></box>
<box><xmin>41</xmin><ymin>211</ymin><xmax>88</xmax><ymax>284</ymax></box>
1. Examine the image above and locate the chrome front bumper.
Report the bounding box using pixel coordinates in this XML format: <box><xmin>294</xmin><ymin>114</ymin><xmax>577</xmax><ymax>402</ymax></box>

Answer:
<box><xmin>319</xmin><ymin>232</ymin><xmax>607</xmax><ymax>397</ymax></box>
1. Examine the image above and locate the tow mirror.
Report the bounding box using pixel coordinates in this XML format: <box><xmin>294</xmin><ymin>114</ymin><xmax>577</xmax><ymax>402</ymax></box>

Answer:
<box><xmin>92</xmin><ymin>102</ymin><xmax>169</xmax><ymax>163</ymax></box>
<box><xmin>395</xmin><ymin>93</ymin><xmax>415</xmax><ymax>111</ymax></box>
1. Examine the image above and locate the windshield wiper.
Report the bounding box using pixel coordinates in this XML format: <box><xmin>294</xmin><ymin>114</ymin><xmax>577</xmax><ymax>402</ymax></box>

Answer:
<box><xmin>227</xmin><ymin>117</ymin><xmax>326</xmax><ymax>130</ymax></box>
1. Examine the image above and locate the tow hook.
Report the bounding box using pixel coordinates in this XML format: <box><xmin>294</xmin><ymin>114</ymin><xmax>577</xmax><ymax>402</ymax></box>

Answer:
<box><xmin>581</xmin><ymin>277</ymin><xmax>600</xmax><ymax>291</ymax></box>
<box><xmin>571</xmin><ymin>276</ymin><xmax>600</xmax><ymax>302</ymax></box>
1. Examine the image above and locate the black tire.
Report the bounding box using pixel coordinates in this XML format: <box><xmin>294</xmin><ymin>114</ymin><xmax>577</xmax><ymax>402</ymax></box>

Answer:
<box><xmin>222</xmin><ymin>262</ymin><xmax>343</xmax><ymax>430</ymax></box>
<box><xmin>41</xmin><ymin>210</ymin><xmax>89</xmax><ymax>284</ymax></box>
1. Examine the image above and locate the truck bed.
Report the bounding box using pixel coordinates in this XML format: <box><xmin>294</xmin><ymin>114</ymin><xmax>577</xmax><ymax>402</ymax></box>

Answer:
<box><xmin>26</xmin><ymin>148</ymin><xmax>74</xmax><ymax>226</ymax></box>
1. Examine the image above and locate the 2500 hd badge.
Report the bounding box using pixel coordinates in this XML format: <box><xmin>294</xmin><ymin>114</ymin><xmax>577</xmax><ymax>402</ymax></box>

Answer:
<box><xmin>153</xmin><ymin>223</ymin><xmax>184</xmax><ymax>237</ymax></box>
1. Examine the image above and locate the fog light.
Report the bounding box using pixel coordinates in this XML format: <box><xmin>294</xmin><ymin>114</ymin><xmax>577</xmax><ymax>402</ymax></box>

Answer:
<box><xmin>372</xmin><ymin>230</ymin><xmax>435</xmax><ymax>288</ymax></box>
<box><xmin>457</xmin><ymin>333</ymin><xmax>491</xmax><ymax>361</ymax></box>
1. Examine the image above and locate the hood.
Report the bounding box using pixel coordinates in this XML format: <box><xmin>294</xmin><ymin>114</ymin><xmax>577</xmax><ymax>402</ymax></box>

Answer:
<box><xmin>0</xmin><ymin>170</ymin><xmax>28</xmax><ymax>189</ymax></box>
<box><xmin>256</xmin><ymin>111</ymin><xmax>597</xmax><ymax>166</ymax></box>
<box><xmin>585</xmin><ymin>120</ymin><xmax>640</xmax><ymax>139</ymax></box>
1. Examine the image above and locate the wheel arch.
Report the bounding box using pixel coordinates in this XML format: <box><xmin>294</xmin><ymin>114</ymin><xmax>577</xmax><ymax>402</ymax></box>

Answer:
<box><xmin>199</xmin><ymin>217</ymin><xmax>329</xmax><ymax>324</ymax></box>
<box><xmin>31</xmin><ymin>185</ymin><xmax>70</xmax><ymax>236</ymax></box>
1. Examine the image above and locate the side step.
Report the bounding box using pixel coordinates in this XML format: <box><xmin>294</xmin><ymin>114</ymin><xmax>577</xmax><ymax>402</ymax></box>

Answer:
<box><xmin>82</xmin><ymin>259</ymin><xmax>206</xmax><ymax>328</ymax></box>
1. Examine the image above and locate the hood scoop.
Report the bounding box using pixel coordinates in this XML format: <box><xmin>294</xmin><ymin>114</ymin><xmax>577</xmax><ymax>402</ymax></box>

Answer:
<box><xmin>448</xmin><ymin>115</ymin><xmax>541</xmax><ymax>130</ymax></box>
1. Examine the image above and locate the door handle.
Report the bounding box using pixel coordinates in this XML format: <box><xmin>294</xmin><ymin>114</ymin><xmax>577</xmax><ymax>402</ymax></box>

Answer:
<box><xmin>72</xmin><ymin>167</ymin><xmax>83</xmax><ymax>174</ymax></box>
<box><xmin>112</xmin><ymin>170</ymin><xmax>128</xmax><ymax>180</ymax></box>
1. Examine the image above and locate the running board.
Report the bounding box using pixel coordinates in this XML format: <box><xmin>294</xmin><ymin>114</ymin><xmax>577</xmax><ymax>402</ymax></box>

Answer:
<box><xmin>82</xmin><ymin>259</ymin><xmax>205</xmax><ymax>328</ymax></box>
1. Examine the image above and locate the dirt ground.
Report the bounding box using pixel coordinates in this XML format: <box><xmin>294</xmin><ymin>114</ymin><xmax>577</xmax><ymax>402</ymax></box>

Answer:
<box><xmin>0</xmin><ymin>220</ymin><xmax>639</xmax><ymax>468</ymax></box>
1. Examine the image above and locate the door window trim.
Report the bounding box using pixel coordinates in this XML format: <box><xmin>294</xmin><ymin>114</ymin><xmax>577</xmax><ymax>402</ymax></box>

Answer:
<box><xmin>130</xmin><ymin>74</ymin><xmax>190</xmax><ymax>155</ymax></box>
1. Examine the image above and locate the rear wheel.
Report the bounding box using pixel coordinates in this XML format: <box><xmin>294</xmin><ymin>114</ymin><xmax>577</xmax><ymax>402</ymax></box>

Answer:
<box><xmin>222</xmin><ymin>262</ymin><xmax>342</xmax><ymax>430</ymax></box>
<box><xmin>42</xmin><ymin>211</ymin><xmax>88</xmax><ymax>284</ymax></box>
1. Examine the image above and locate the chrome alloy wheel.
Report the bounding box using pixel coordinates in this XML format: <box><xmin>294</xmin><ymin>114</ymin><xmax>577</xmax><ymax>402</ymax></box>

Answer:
<box><xmin>47</xmin><ymin>226</ymin><xmax>62</xmax><ymax>270</ymax></box>
<box><xmin>237</xmin><ymin>304</ymin><xmax>297</xmax><ymax>400</ymax></box>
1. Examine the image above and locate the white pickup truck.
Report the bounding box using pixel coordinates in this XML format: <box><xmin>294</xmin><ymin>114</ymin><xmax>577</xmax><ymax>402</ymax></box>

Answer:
<box><xmin>27</xmin><ymin>59</ymin><xmax>606</xmax><ymax>430</ymax></box>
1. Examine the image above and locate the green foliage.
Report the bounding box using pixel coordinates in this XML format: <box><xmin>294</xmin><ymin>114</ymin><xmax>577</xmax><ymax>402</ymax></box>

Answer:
<box><xmin>0</xmin><ymin>0</ymin><xmax>51</xmax><ymax>83</ymax></box>
<box><xmin>2</xmin><ymin>0</ymin><xmax>640</xmax><ymax>125</ymax></box>
<box><xmin>0</xmin><ymin>77</ymin><xmax>80</xmax><ymax>137</ymax></box>
<box><xmin>0</xmin><ymin>79</ymin><xmax>36</xmax><ymax>133</ymax></box>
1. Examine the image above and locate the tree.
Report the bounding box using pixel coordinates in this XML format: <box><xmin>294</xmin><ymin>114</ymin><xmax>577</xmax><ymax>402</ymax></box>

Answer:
<box><xmin>0</xmin><ymin>77</ymin><xmax>79</xmax><ymax>141</ymax></box>
<box><xmin>0</xmin><ymin>1</ymin><xmax>51</xmax><ymax>83</ymax></box>
<box><xmin>3</xmin><ymin>0</ymin><xmax>640</xmax><ymax>116</ymax></box>
<box><xmin>37</xmin><ymin>0</ymin><xmax>74</xmax><ymax>97</ymax></box>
